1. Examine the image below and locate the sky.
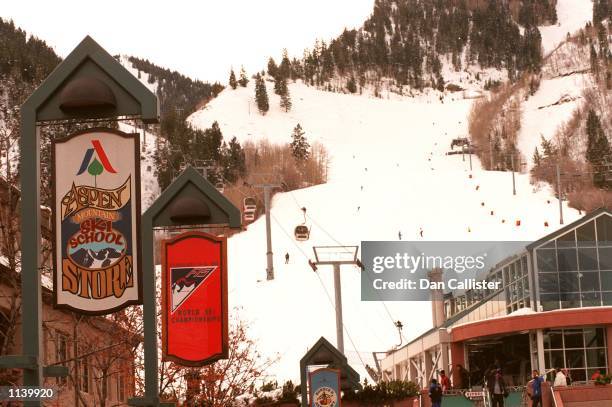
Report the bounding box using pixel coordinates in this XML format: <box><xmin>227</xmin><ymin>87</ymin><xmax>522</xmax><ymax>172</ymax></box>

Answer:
<box><xmin>1</xmin><ymin>0</ymin><xmax>375</xmax><ymax>83</ymax></box>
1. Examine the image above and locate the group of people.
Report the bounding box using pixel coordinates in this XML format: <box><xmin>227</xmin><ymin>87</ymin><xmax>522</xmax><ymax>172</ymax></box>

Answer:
<box><xmin>528</xmin><ymin>368</ymin><xmax>570</xmax><ymax>407</ymax></box>
<box><xmin>428</xmin><ymin>366</ymin><xmax>578</xmax><ymax>407</ymax></box>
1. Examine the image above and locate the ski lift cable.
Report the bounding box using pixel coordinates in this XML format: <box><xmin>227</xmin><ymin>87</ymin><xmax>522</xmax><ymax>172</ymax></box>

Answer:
<box><xmin>286</xmin><ymin>191</ymin><xmax>345</xmax><ymax>247</ymax></box>
<box><xmin>222</xmin><ymin>176</ymin><xmax>400</xmax><ymax>344</ymax></box>
<box><xmin>286</xmin><ymin>190</ymin><xmax>407</xmax><ymax>343</ymax></box>
<box><xmin>270</xmin><ymin>212</ymin><xmax>370</xmax><ymax>371</ymax></box>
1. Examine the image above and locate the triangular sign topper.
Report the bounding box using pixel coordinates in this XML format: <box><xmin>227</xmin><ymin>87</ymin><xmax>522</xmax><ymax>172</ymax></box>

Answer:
<box><xmin>170</xmin><ymin>266</ymin><xmax>217</xmax><ymax>313</ymax></box>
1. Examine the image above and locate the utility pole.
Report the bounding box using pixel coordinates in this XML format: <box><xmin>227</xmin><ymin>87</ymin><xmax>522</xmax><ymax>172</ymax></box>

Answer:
<box><xmin>463</xmin><ymin>144</ymin><xmax>473</xmax><ymax>171</ymax></box>
<box><xmin>511</xmin><ymin>153</ymin><xmax>516</xmax><ymax>196</ymax></box>
<box><xmin>332</xmin><ymin>263</ymin><xmax>344</xmax><ymax>353</ymax></box>
<box><xmin>556</xmin><ymin>163</ymin><xmax>564</xmax><ymax>225</ymax></box>
<box><xmin>489</xmin><ymin>134</ymin><xmax>494</xmax><ymax>170</ymax></box>
<box><xmin>254</xmin><ymin>182</ymin><xmax>281</xmax><ymax>280</ymax></box>
<box><xmin>312</xmin><ymin>246</ymin><xmax>362</xmax><ymax>354</ymax></box>
<box><xmin>468</xmin><ymin>145</ymin><xmax>473</xmax><ymax>171</ymax></box>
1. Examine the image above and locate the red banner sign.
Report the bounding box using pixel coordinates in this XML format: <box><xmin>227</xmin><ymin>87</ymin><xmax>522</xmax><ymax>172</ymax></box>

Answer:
<box><xmin>162</xmin><ymin>231</ymin><xmax>228</xmax><ymax>366</ymax></box>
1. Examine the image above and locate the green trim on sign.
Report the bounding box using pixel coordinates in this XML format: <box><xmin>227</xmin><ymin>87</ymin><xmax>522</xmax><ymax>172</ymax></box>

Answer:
<box><xmin>22</xmin><ymin>36</ymin><xmax>159</xmax><ymax>124</ymax></box>
<box><xmin>143</xmin><ymin>166</ymin><xmax>241</xmax><ymax>229</ymax></box>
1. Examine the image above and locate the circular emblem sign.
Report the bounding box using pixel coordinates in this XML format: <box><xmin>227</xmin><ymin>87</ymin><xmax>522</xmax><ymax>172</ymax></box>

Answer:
<box><xmin>314</xmin><ymin>387</ymin><xmax>337</xmax><ymax>407</ymax></box>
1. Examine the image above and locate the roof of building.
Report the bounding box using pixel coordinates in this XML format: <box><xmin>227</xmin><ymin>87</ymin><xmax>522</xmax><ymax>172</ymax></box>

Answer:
<box><xmin>387</xmin><ymin>209</ymin><xmax>612</xmax><ymax>358</ymax></box>
<box><xmin>526</xmin><ymin>207</ymin><xmax>612</xmax><ymax>251</ymax></box>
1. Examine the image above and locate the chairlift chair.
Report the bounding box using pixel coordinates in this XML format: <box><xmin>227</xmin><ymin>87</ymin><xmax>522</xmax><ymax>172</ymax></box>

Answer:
<box><xmin>243</xmin><ymin>209</ymin><xmax>256</xmax><ymax>223</ymax></box>
<box><xmin>215</xmin><ymin>182</ymin><xmax>225</xmax><ymax>193</ymax></box>
<box><xmin>450</xmin><ymin>137</ymin><xmax>470</xmax><ymax>149</ymax></box>
<box><xmin>243</xmin><ymin>197</ymin><xmax>257</xmax><ymax>212</ymax></box>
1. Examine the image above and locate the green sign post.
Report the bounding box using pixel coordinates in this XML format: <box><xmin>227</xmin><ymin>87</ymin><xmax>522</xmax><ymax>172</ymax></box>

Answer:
<box><xmin>0</xmin><ymin>36</ymin><xmax>158</xmax><ymax>406</ymax></box>
<box><xmin>0</xmin><ymin>35</ymin><xmax>241</xmax><ymax>407</ymax></box>
<box><xmin>129</xmin><ymin>166</ymin><xmax>240</xmax><ymax>406</ymax></box>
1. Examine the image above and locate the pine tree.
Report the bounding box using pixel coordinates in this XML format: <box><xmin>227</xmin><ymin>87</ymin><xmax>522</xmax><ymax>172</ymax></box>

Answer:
<box><xmin>593</xmin><ymin>0</ymin><xmax>610</xmax><ymax>25</ymax></box>
<box><xmin>290</xmin><ymin>124</ymin><xmax>310</xmax><ymax>162</ymax></box>
<box><xmin>274</xmin><ymin>76</ymin><xmax>283</xmax><ymax>95</ymax></box>
<box><xmin>229</xmin><ymin>68</ymin><xmax>237</xmax><ymax>89</ymax></box>
<box><xmin>436</xmin><ymin>74</ymin><xmax>445</xmax><ymax>92</ymax></box>
<box><xmin>586</xmin><ymin>109</ymin><xmax>610</xmax><ymax>166</ymax></box>
<box><xmin>279</xmin><ymin>79</ymin><xmax>292</xmax><ymax>112</ymax></box>
<box><xmin>591</xmin><ymin>44</ymin><xmax>599</xmax><ymax>75</ymax></box>
<box><xmin>267</xmin><ymin>57</ymin><xmax>278</xmax><ymax>78</ymax></box>
<box><xmin>597</xmin><ymin>23</ymin><xmax>609</xmax><ymax>62</ymax></box>
<box><xmin>540</xmin><ymin>136</ymin><xmax>557</xmax><ymax>159</ymax></box>
<box><xmin>238</xmin><ymin>66</ymin><xmax>249</xmax><ymax>87</ymax></box>
<box><xmin>279</xmin><ymin>49</ymin><xmax>291</xmax><ymax>80</ymax></box>
<box><xmin>254</xmin><ymin>74</ymin><xmax>269</xmax><ymax>115</ymax></box>
<box><xmin>223</xmin><ymin>136</ymin><xmax>246</xmax><ymax>182</ymax></box>
<box><xmin>347</xmin><ymin>77</ymin><xmax>357</xmax><ymax>93</ymax></box>
<box><xmin>533</xmin><ymin>147</ymin><xmax>542</xmax><ymax>167</ymax></box>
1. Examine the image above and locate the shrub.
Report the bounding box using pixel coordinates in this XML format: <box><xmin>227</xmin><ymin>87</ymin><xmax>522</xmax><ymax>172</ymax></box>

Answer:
<box><xmin>343</xmin><ymin>380</ymin><xmax>419</xmax><ymax>405</ymax></box>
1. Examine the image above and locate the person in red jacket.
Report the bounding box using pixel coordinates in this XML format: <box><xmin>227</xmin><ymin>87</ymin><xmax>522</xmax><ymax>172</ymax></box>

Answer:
<box><xmin>591</xmin><ymin>369</ymin><xmax>602</xmax><ymax>381</ymax></box>
<box><xmin>439</xmin><ymin>370</ymin><xmax>451</xmax><ymax>392</ymax></box>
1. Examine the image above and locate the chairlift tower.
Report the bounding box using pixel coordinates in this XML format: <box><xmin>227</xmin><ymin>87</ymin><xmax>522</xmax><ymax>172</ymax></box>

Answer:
<box><xmin>311</xmin><ymin>246</ymin><xmax>362</xmax><ymax>354</ymax></box>
<box><xmin>193</xmin><ymin>159</ymin><xmax>217</xmax><ymax>179</ymax></box>
<box><xmin>253</xmin><ymin>175</ymin><xmax>282</xmax><ymax>280</ymax></box>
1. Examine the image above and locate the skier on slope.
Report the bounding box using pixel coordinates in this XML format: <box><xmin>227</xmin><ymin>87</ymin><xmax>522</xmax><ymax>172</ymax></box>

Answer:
<box><xmin>285</xmin><ymin>253</ymin><xmax>290</xmax><ymax>264</ymax></box>
<box><xmin>398</xmin><ymin>231</ymin><xmax>402</xmax><ymax>240</ymax></box>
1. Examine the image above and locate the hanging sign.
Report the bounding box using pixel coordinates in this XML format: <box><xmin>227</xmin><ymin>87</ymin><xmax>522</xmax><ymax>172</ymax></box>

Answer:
<box><xmin>309</xmin><ymin>368</ymin><xmax>341</xmax><ymax>407</ymax></box>
<box><xmin>162</xmin><ymin>231</ymin><xmax>228</xmax><ymax>366</ymax></box>
<box><xmin>52</xmin><ymin>128</ymin><xmax>142</xmax><ymax>314</ymax></box>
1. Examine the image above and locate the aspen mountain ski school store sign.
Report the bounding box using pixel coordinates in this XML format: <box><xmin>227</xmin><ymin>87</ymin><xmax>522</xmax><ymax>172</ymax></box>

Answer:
<box><xmin>53</xmin><ymin>128</ymin><xmax>142</xmax><ymax>314</ymax></box>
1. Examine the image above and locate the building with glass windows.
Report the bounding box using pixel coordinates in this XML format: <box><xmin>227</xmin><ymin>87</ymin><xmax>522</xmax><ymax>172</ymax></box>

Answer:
<box><xmin>380</xmin><ymin>209</ymin><xmax>612</xmax><ymax>393</ymax></box>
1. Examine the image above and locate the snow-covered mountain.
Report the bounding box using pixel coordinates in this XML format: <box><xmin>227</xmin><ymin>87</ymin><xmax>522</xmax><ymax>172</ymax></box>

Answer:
<box><xmin>133</xmin><ymin>0</ymin><xmax>594</xmax><ymax>384</ymax></box>
<box><xmin>186</xmin><ymin>79</ymin><xmax>582</xmax><ymax>381</ymax></box>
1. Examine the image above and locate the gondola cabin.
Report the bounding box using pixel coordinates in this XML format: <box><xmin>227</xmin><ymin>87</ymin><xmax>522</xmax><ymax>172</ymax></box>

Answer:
<box><xmin>294</xmin><ymin>225</ymin><xmax>310</xmax><ymax>241</ymax></box>
<box><xmin>243</xmin><ymin>197</ymin><xmax>257</xmax><ymax>212</ymax></box>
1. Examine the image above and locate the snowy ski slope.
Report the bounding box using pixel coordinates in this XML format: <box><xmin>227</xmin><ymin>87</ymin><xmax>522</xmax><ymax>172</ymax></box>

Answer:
<box><xmin>188</xmin><ymin>81</ymin><xmax>582</xmax><ymax>382</ymax></box>
<box><xmin>130</xmin><ymin>0</ymin><xmax>593</xmax><ymax>384</ymax></box>
<box><xmin>539</xmin><ymin>0</ymin><xmax>593</xmax><ymax>56</ymax></box>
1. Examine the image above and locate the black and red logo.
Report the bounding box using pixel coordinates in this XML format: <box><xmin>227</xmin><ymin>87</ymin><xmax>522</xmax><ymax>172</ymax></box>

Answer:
<box><xmin>170</xmin><ymin>266</ymin><xmax>217</xmax><ymax>313</ymax></box>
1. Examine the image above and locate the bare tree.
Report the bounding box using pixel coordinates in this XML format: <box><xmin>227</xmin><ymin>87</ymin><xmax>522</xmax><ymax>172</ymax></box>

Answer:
<box><xmin>194</xmin><ymin>317</ymin><xmax>278</xmax><ymax>406</ymax></box>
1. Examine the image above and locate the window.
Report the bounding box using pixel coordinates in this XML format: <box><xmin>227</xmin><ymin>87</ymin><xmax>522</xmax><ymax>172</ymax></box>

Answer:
<box><xmin>543</xmin><ymin>327</ymin><xmax>608</xmax><ymax>381</ymax></box>
<box><xmin>577</xmin><ymin>222</ymin><xmax>597</xmax><ymax>247</ymax></box>
<box><xmin>504</xmin><ymin>256</ymin><xmax>531</xmax><ymax>313</ymax></box>
<box><xmin>79</xmin><ymin>356</ymin><xmax>89</xmax><ymax>393</ymax></box>
<box><xmin>56</xmin><ymin>332</ymin><xmax>68</xmax><ymax>385</ymax></box>
<box><xmin>104</xmin><ymin>373</ymin><xmax>110</xmax><ymax>401</ymax></box>
<box><xmin>557</xmin><ymin>249</ymin><xmax>578</xmax><ymax>271</ymax></box>
<box><xmin>537</xmin><ymin>249</ymin><xmax>557</xmax><ymax>272</ymax></box>
<box><xmin>578</xmin><ymin>248</ymin><xmax>598</xmax><ymax>271</ymax></box>
<box><xmin>117</xmin><ymin>373</ymin><xmax>125</xmax><ymax>401</ymax></box>
<box><xmin>535</xmin><ymin>216</ymin><xmax>612</xmax><ymax>309</ymax></box>
<box><xmin>597</xmin><ymin>216</ymin><xmax>612</xmax><ymax>245</ymax></box>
